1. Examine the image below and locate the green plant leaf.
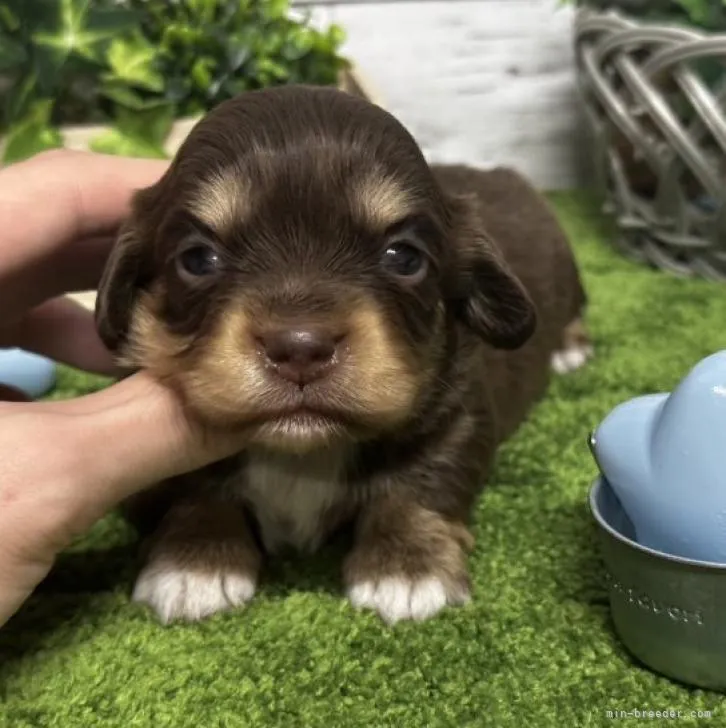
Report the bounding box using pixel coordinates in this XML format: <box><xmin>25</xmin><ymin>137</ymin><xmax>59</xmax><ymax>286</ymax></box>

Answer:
<box><xmin>0</xmin><ymin>4</ymin><xmax>20</xmax><ymax>32</ymax></box>
<box><xmin>161</xmin><ymin>76</ymin><xmax>193</xmax><ymax>104</ymax></box>
<box><xmin>674</xmin><ymin>0</ymin><xmax>711</xmax><ymax>24</ymax></box>
<box><xmin>119</xmin><ymin>103</ymin><xmax>175</xmax><ymax>147</ymax></box>
<box><xmin>4</xmin><ymin>0</ymin><xmax>55</xmax><ymax>22</ymax></box>
<box><xmin>22</xmin><ymin>0</ymin><xmax>138</xmax><ymax>102</ymax></box>
<box><xmin>0</xmin><ymin>33</ymin><xmax>26</xmax><ymax>70</ymax></box>
<box><xmin>185</xmin><ymin>0</ymin><xmax>221</xmax><ymax>26</ymax></box>
<box><xmin>266</xmin><ymin>0</ymin><xmax>290</xmax><ymax>20</ymax></box>
<box><xmin>103</xmin><ymin>33</ymin><xmax>164</xmax><ymax>92</ymax></box>
<box><xmin>327</xmin><ymin>24</ymin><xmax>346</xmax><ymax>48</ymax></box>
<box><xmin>98</xmin><ymin>84</ymin><xmax>169</xmax><ymax>111</ymax></box>
<box><xmin>256</xmin><ymin>57</ymin><xmax>290</xmax><ymax>83</ymax></box>
<box><xmin>90</xmin><ymin>101</ymin><xmax>174</xmax><ymax>158</ymax></box>
<box><xmin>30</xmin><ymin>43</ymin><xmax>70</xmax><ymax>97</ymax></box>
<box><xmin>7</xmin><ymin>0</ymin><xmax>349</xmax><ymax>130</ymax></box>
<box><xmin>191</xmin><ymin>57</ymin><xmax>215</xmax><ymax>92</ymax></box>
<box><xmin>225</xmin><ymin>34</ymin><xmax>252</xmax><ymax>71</ymax></box>
<box><xmin>160</xmin><ymin>23</ymin><xmax>205</xmax><ymax>55</ymax></box>
<box><xmin>568</xmin><ymin>0</ymin><xmax>726</xmax><ymax>28</ymax></box>
<box><xmin>32</xmin><ymin>0</ymin><xmax>139</xmax><ymax>64</ymax></box>
<box><xmin>89</xmin><ymin>127</ymin><xmax>168</xmax><ymax>159</ymax></box>
<box><xmin>2</xmin><ymin>99</ymin><xmax>63</xmax><ymax>164</ymax></box>
<box><xmin>281</xmin><ymin>28</ymin><xmax>313</xmax><ymax>62</ymax></box>
<box><xmin>2</xmin><ymin>73</ymin><xmax>40</xmax><ymax>127</ymax></box>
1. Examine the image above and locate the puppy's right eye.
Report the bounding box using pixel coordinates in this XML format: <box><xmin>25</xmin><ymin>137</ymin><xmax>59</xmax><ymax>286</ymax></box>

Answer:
<box><xmin>177</xmin><ymin>244</ymin><xmax>220</xmax><ymax>278</ymax></box>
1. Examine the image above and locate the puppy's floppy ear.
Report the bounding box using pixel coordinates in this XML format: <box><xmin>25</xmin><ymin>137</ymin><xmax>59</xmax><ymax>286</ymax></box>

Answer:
<box><xmin>448</xmin><ymin>196</ymin><xmax>537</xmax><ymax>350</ymax></box>
<box><xmin>95</xmin><ymin>189</ymin><xmax>156</xmax><ymax>353</ymax></box>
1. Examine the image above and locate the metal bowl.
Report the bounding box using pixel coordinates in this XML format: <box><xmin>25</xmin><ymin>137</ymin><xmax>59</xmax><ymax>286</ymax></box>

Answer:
<box><xmin>590</xmin><ymin>476</ymin><xmax>726</xmax><ymax>692</ymax></box>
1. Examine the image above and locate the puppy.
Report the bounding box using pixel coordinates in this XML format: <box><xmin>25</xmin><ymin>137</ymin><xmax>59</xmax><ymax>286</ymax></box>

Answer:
<box><xmin>95</xmin><ymin>85</ymin><xmax>591</xmax><ymax>625</ymax></box>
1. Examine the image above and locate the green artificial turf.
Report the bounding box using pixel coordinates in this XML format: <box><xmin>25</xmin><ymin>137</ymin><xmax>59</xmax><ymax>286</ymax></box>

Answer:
<box><xmin>2</xmin><ymin>192</ymin><xmax>726</xmax><ymax>727</ymax></box>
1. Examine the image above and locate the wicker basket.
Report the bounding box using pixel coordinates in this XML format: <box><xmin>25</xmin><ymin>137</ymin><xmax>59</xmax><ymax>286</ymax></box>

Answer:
<box><xmin>574</xmin><ymin>8</ymin><xmax>726</xmax><ymax>279</ymax></box>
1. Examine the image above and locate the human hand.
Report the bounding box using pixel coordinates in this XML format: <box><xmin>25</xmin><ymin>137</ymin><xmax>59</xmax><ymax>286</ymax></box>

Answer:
<box><xmin>0</xmin><ymin>150</ymin><xmax>248</xmax><ymax>626</ymax></box>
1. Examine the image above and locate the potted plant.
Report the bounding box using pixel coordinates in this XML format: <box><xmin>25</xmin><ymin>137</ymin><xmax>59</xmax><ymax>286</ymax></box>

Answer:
<box><xmin>0</xmin><ymin>0</ymin><xmax>380</xmax><ymax>317</ymax></box>
<box><xmin>564</xmin><ymin>0</ymin><xmax>726</xmax><ymax>279</ymax></box>
<box><xmin>0</xmin><ymin>0</ymin><xmax>379</xmax><ymax>165</ymax></box>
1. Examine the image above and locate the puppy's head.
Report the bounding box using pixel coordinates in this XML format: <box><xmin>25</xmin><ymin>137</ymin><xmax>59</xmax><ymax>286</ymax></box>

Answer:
<box><xmin>96</xmin><ymin>85</ymin><xmax>535</xmax><ymax>452</ymax></box>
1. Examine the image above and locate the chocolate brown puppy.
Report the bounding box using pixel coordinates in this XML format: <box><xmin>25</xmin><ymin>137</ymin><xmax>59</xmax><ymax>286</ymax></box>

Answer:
<box><xmin>95</xmin><ymin>84</ymin><xmax>591</xmax><ymax>625</ymax></box>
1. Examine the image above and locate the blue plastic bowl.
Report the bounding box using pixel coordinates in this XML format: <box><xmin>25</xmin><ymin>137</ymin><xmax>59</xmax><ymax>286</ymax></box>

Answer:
<box><xmin>0</xmin><ymin>348</ymin><xmax>57</xmax><ymax>398</ymax></box>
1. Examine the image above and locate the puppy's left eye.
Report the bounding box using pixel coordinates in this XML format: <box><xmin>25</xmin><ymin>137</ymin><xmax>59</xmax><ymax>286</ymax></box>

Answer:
<box><xmin>382</xmin><ymin>242</ymin><xmax>427</xmax><ymax>281</ymax></box>
<box><xmin>177</xmin><ymin>244</ymin><xmax>221</xmax><ymax>278</ymax></box>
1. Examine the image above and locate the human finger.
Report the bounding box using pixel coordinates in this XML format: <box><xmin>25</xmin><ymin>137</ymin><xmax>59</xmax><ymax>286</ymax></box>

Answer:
<box><xmin>0</xmin><ymin>297</ymin><xmax>119</xmax><ymax>376</ymax></box>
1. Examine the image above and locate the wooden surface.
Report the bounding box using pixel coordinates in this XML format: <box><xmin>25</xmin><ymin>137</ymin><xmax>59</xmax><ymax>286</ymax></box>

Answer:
<box><xmin>297</xmin><ymin>0</ymin><xmax>587</xmax><ymax>190</ymax></box>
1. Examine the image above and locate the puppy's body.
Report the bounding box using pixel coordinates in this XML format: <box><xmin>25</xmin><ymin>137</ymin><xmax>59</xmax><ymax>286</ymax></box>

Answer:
<box><xmin>97</xmin><ymin>85</ymin><xmax>590</xmax><ymax>624</ymax></box>
<box><xmin>432</xmin><ymin>165</ymin><xmax>588</xmax><ymax>442</ymax></box>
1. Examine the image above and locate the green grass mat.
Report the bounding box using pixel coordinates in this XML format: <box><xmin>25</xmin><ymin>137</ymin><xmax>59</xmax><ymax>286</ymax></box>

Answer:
<box><xmin>2</xmin><ymin>192</ymin><xmax>725</xmax><ymax>727</ymax></box>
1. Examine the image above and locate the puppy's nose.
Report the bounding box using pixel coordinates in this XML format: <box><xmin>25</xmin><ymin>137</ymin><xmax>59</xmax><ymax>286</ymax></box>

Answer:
<box><xmin>260</xmin><ymin>329</ymin><xmax>339</xmax><ymax>385</ymax></box>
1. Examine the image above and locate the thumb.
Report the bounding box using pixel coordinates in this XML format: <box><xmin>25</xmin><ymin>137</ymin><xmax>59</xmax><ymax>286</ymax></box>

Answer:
<box><xmin>0</xmin><ymin>372</ymin><xmax>242</xmax><ymax>628</ymax></box>
<box><xmin>66</xmin><ymin>372</ymin><xmax>249</xmax><ymax>511</ymax></box>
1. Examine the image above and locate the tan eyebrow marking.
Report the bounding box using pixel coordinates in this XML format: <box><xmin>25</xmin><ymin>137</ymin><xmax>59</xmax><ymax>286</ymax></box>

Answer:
<box><xmin>187</xmin><ymin>168</ymin><xmax>251</xmax><ymax>233</ymax></box>
<box><xmin>350</xmin><ymin>169</ymin><xmax>414</xmax><ymax>230</ymax></box>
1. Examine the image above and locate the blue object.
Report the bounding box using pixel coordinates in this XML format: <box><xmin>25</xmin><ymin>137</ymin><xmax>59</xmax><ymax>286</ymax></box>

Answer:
<box><xmin>0</xmin><ymin>348</ymin><xmax>57</xmax><ymax>399</ymax></box>
<box><xmin>590</xmin><ymin>350</ymin><xmax>726</xmax><ymax>564</ymax></box>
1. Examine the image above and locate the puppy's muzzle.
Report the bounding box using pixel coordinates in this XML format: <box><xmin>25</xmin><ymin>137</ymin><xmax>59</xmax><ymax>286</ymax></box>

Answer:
<box><xmin>257</xmin><ymin>327</ymin><xmax>346</xmax><ymax>387</ymax></box>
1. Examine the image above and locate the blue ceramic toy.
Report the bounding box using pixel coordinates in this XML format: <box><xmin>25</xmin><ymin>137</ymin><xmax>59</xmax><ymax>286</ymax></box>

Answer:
<box><xmin>0</xmin><ymin>348</ymin><xmax>57</xmax><ymax>399</ymax></box>
<box><xmin>591</xmin><ymin>350</ymin><xmax>726</xmax><ymax>564</ymax></box>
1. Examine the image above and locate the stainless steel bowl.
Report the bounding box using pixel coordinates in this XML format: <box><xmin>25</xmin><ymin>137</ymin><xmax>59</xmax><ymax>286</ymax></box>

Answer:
<box><xmin>590</xmin><ymin>477</ymin><xmax>726</xmax><ymax>692</ymax></box>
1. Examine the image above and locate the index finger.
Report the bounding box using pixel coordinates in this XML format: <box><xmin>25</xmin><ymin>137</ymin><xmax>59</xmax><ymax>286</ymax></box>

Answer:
<box><xmin>0</xmin><ymin>150</ymin><xmax>169</xmax><ymax>314</ymax></box>
<box><xmin>0</xmin><ymin>149</ymin><xmax>168</xmax><ymax>253</ymax></box>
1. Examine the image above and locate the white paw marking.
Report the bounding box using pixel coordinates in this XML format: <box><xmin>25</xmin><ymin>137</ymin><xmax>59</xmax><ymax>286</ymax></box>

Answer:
<box><xmin>551</xmin><ymin>344</ymin><xmax>593</xmax><ymax>374</ymax></box>
<box><xmin>348</xmin><ymin>576</ymin><xmax>469</xmax><ymax>624</ymax></box>
<box><xmin>132</xmin><ymin>563</ymin><xmax>256</xmax><ymax>624</ymax></box>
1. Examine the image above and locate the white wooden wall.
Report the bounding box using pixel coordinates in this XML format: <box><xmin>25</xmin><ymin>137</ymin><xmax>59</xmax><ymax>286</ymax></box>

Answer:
<box><xmin>294</xmin><ymin>0</ymin><xmax>584</xmax><ymax>190</ymax></box>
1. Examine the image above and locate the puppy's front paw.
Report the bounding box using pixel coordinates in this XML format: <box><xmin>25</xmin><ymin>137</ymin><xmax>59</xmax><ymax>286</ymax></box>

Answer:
<box><xmin>348</xmin><ymin>575</ymin><xmax>469</xmax><ymax>624</ymax></box>
<box><xmin>130</xmin><ymin>499</ymin><xmax>262</xmax><ymax>624</ymax></box>
<box><xmin>344</xmin><ymin>502</ymin><xmax>473</xmax><ymax>624</ymax></box>
<box><xmin>133</xmin><ymin>560</ymin><xmax>257</xmax><ymax>624</ymax></box>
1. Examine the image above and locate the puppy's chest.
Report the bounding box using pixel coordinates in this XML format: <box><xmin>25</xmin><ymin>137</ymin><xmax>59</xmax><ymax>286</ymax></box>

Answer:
<box><xmin>234</xmin><ymin>453</ymin><xmax>348</xmax><ymax>553</ymax></box>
